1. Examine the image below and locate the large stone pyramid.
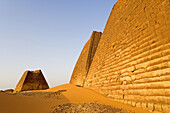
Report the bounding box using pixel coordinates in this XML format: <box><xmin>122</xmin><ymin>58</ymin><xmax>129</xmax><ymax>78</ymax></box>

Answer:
<box><xmin>70</xmin><ymin>0</ymin><xmax>170</xmax><ymax>112</ymax></box>
<box><xmin>14</xmin><ymin>70</ymin><xmax>49</xmax><ymax>92</ymax></box>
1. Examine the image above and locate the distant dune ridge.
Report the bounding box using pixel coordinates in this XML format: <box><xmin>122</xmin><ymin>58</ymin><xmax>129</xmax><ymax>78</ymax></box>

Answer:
<box><xmin>14</xmin><ymin>70</ymin><xmax>49</xmax><ymax>92</ymax></box>
<box><xmin>70</xmin><ymin>0</ymin><xmax>170</xmax><ymax>112</ymax></box>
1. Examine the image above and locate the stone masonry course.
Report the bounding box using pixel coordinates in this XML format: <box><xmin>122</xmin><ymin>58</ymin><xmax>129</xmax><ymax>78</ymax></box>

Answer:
<box><xmin>70</xmin><ymin>0</ymin><xmax>170</xmax><ymax>112</ymax></box>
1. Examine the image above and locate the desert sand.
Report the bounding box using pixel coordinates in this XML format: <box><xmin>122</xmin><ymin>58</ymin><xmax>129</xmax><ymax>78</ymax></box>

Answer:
<box><xmin>0</xmin><ymin>84</ymin><xmax>150</xmax><ymax>113</ymax></box>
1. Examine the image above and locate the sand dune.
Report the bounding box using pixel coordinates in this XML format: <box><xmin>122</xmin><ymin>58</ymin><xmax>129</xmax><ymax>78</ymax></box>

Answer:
<box><xmin>0</xmin><ymin>84</ymin><xmax>150</xmax><ymax>113</ymax></box>
<box><xmin>0</xmin><ymin>92</ymin><xmax>49</xmax><ymax>113</ymax></box>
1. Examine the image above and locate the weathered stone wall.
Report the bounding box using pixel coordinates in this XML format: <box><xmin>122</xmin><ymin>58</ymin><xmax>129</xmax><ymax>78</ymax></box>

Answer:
<box><xmin>70</xmin><ymin>31</ymin><xmax>102</xmax><ymax>86</ymax></box>
<box><xmin>14</xmin><ymin>70</ymin><xmax>49</xmax><ymax>92</ymax></box>
<box><xmin>69</xmin><ymin>0</ymin><xmax>169</xmax><ymax>112</ymax></box>
<box><xmin>83</xmin><ymin>0</ymin><xmax>170</xmax><ymax>112</ymax></box>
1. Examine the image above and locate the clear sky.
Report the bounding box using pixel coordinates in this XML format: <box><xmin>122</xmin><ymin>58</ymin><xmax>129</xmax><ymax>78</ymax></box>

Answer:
<box><xmin>0</xmin><ymin>0</ymin><xmax>117</xmax><ymax>90</ymax></box>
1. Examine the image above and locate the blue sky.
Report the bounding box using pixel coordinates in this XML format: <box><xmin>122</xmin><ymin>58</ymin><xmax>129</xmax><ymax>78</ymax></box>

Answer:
<box><xmin>0</xmin><ymin>0</ymin><xmax>117</xmax><ymax>90</ymax></box>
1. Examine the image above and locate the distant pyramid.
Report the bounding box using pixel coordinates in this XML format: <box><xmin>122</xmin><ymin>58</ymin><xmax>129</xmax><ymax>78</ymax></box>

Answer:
<box><xmin>14</xmin><ymin>70</ymin><xmax>49</xmax><ymax>92</ymax></box>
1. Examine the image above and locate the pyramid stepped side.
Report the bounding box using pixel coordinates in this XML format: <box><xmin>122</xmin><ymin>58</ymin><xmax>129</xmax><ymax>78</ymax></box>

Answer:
<box><xmin>79</xmin><ymin>0</ymin><xmax>169</xmax><ymax>112</ymax></box>
<box><xmin>14</xmin><ymin>70</ymin><xmax>49</xmax><ymax>92</ymax></box>
<box><xmin>70</xmin><ymin>31</ymin><xmax>102</xmax><ymax>86</ymax></box>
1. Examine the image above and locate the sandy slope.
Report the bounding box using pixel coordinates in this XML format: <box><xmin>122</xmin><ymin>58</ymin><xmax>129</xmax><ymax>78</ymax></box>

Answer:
<box><xmin>0</xmin><ymin>84</ymin><xmax>150</xmax><ymax>113</ymax></box>
<box><xmin>47</xmin><ymin>84</ymin><xmax>150</xmax><ymax>113</ymax></box>
<box><xmin>0</xmin><ymin>92</ymin><xmax>48</xmax><ymax>113</ymax></box>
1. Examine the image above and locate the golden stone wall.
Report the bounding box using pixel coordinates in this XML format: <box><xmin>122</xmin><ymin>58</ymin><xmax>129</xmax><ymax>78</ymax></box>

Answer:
<box><xmin>83</xmin><ymin>0</ymin><xmax>170</xmax><ymax>112</ymax></box>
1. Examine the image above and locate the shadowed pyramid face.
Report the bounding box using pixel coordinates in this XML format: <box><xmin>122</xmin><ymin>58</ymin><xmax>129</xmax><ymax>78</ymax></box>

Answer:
<box><xmin>14</xmin><ymin>70</ymin><xmax>49</xmax><ymax>92</ymax></box>
<box><xmin>70</xmin><ymin>31</ymin><xmax>102</xmax><ymax>87</ymax></box>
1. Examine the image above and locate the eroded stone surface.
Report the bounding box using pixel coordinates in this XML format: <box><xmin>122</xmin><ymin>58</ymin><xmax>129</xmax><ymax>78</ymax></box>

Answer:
<box><xmin>70</xmin><ymin>0</ymin><xmax>170</xmax><ymax>112</ymax></box>
<box><xmin>14</xmin><ymin>70</ymin><xmax>49</xmax><ymax>92</ymax></box>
